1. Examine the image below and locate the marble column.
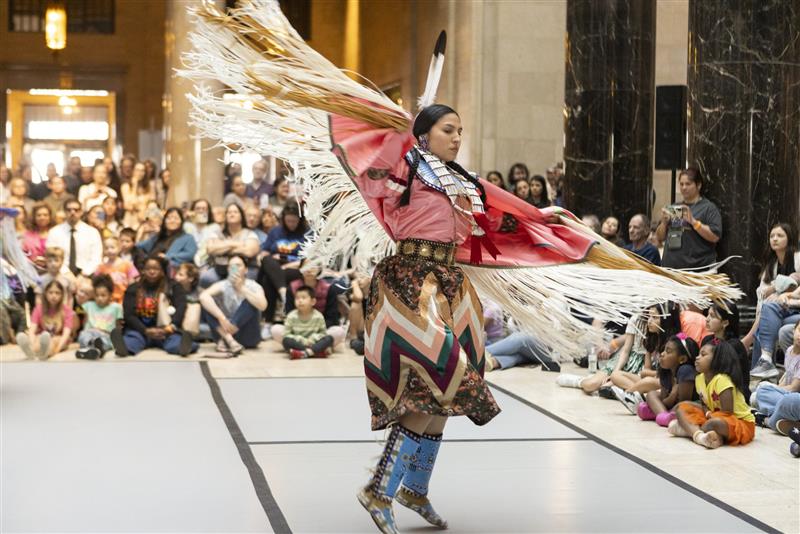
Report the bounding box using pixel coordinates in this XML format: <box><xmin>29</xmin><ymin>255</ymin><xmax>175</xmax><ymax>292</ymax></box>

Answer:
<box><xmin>163</xmin><ymin>0</ymin><xmax>225</xmax><ymax>207</ymax></box>
<box><xmin>564</xmin><ymin>0</ymin><xmax>656</xmax><ymax>227</ymax></box>
<box><xmin>688</xmin><ymin>1</ymin><xmax>800</xmax><ymax>301</ymax></box>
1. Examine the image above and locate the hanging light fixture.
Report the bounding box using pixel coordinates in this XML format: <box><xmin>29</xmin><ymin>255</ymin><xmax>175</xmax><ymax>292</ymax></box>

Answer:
<box><xmin>45</xmin><ymin>2</ymin><xmax>67</xmax><ymax>51</ymax></box>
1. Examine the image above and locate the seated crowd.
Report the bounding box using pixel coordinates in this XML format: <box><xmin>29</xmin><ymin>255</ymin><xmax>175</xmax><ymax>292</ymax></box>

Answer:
<box><xmin>2</xmin><ymin>158</ymin><xmax>799</xmax><ymax>454</ymax></box>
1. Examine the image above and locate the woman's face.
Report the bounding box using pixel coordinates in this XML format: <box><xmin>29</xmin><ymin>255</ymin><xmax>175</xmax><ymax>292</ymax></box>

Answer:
<box><xmin>142</xmin><ymin>260</ymin><xmax>164</xmax><ymax>284</ymax></box>
<box><xmin>514</xmin><ymin>180</ymin><xmax>530</xmax><ymax>199</ymax></box>
<box><xmin>276</xmin><ymin>181</ymin><xmax>290</xmax><ymax>198</ymax></box>
<box><xmin>34</xmin><ymin>207</ymin><xmax>51</xmax><ymax>230</ymax></box>
<box><xmin>261</xmin><ymin>209</ymin><xmax>278</xmax><ymax>231</ymax></box>
<box><xmin>226</xmin><ymin>205</ymin><xmax>242</xmax><ymax>226</ymax></box>
<box><xmin>10</xmin><ymin>178</ymin><xmax>26</xmax><ymax>197</ymax></box>
<box><xmin>426</xmin><ymin>112</ymin><xmax>462</xmax><ymax>162</ymax></box>
<box><xmin>512</xmin><ymin>167</ymin><xmax>527</xmax><ymax>182</ymax></box>
<box><xmin>132</xmin><ymin>163</ymin><xmax>146</xmax><ymax>180</ymax></box>
<box><xmin>103</xmin><ymin>157</ymin><xmax>114</xmax><ymax>171</ymax></box>
<box><xmin>530</xmin><ymin>180</ymin><xmax>543</xmax><ymax>197</ymax></box>
<box><xmin>102</xmin><ymin>196</ymin><xmax>117</xmax><ymax>216</ymax></box>
<box><xmin>601</xmin><ymin>217</ymin><xmax>619</xmax><ymax>237</ymax></box>
<box><xmin>769</xmin><ymin>226</ymin><xmax>788</xmax><ymax>253</ymax></box>
<box><xmin>487</xmin><ymin>174</ymin><xmax>502</xmax><ymax>187</ymax></box>
<box><xmin>164</xmin><ymin>210</ymin><xmax>182</xmax><ymax>233</ymax></box>
<box><xmin>283</xmin><ymin>213</ymin><xmax>300</xmax><ymax>232</ymax></box>
<box><xmin>161</xmin><ymin>170</ymin><xmax>171</xmax><ymax>186</ymax></box>
<box><xmin>678</xmin><ymin>174</ymin><xmax>700</xmax><ymax>202</ymax></box>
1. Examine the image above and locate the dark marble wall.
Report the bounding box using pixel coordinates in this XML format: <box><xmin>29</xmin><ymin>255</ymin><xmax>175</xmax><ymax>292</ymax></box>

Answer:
<box><xmin>688</xmin><ymin>0</ymin><xmax>800</xmax><ymax>301</ymax></box>
<box><xmin>564</xmin><ymin>0</ymin><xmax>656</xmax><ymax>228</ymax></box>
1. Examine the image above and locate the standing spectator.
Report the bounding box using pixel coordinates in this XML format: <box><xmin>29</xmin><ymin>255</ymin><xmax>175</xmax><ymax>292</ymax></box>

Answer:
<box><xmin>75</xmin><ymin>274</ymin><xmax>123</xmax><ymax>359</ymax></box>
<box><xmin>137</xmin><ymin>207</ymin><xmax>197</xmax><ymax>271</ymax></box>
<box><xmin>484</xmin><ymin>171</ymin><xmax>504</xmax><ymax>189</ymax></box>
<box><xmin>79</xmin><ymin>166</ymin><xmax>93</xmax><ymax>188</ymax></box>
<box><xmin>507</xmin><ymin>162</ymin><xmax>529</xmax><ymax>189</ymax></box>
<box><xmin>223</xmin><ymin>162</ymin><xmax>242</xmax><ymax>195</ymax></box>
<box><xmin>657</xmin><ymin>167</ymin><xmax>721</xmax><ymax>269</ymax></box>
<box><xmin>78</xmin><ymin>163</ymin><xmax>118</xmax><ymax>212</ymax></box>
<box><xmin>199</xmin><ymin>254</ymin><xmax>267</xmax><ymax>354</ymax></box>
<box><xmin>103</xmin><ymin>156</ymin><xmax>122</xmax><ymax>196</ymax></box>
<box><xmin>154</xmin><ymin>168</ymin><xmax>171</xmax><ymax>209</ymax></box>
<box><xmin>118</xmin><ymin>154</ymin><xmax>136</xmax><ymax>190</ymax></box>
<box><xmin>121</xmin><ymin>161</ymin><xmax>155</xmax><ymax>228</ymax></box>
<box><xmin>96</xmin><ymin>236</ymin><xmax>139</xmax><ymax>303</ymax></box>
<box><xmin>201</xmin><ymin>203</ymin><xmax>260</xmax><ymax>287</ymax></box>
<box><xmin>63</xmin><ymin>157</ymin><xmax>83</xmax><ymax>196</ymax></box>
<box><xmin>223</xmin><ymin>174</ymin><xmax>253</xmax><ymax>210</ymax></box>
<box><xmin>269</xmin><ymin>175</ymin><xmax>292</xmax><ymax>216</ymax></box>
<box><xmin>601</xmin><ymin>216</ymin><xmax>623</xmax><ymax>246</ymax></box>
<box><xmin>623</xmin><ymin>214</ymin><xmax>661</xmax><ymax>265</ymax></box>
<box><xmin>245</xmin><ymin>205</ymin><xmax>268</xmax><ymax>248</ymax></box>
<box><xmin>7</xmin><ymin>178</ymin><xmax>34</xmax><ymax>216</ymax></box>
<box><xmin>21</xmin><ymin>203</ymin><xmax>54</xmax><ymax>274</ymax></box>
<box><xmin>17</xmin><ymin>279</ymin><xmax>74</xmax><ymax>359</ymax></box>
<box><xmin>528</xmin><ymin>175</ymin><xmax>550</xmax><ymax>209</ymax></box>
<box><xmin>246</xmin><ymin>159</ymin><xmax>272</xmax><ymax>205</ymax></box>
<box><xmin>513</xmin><ymin>179</ymin><xmax>532</xmax><ymax>203</ymax></box>
<box><xmin>111</xmin><ymin>256</ymin><xmax>196</xmax><ymax>357</ymax></box>
<box><xmin>258</xmin><ymin>202</ymin><xmax>308</xmax><ymax>325</ymax></box>
<box><xmin>45</xmin><ymin>198</ymin><xmax>103</xmax><ymax>277</ymax></box>
<box><xmin>42</xmin><ymin>175</ymin><xmax>75</xmax><ymax>221</ymax></box>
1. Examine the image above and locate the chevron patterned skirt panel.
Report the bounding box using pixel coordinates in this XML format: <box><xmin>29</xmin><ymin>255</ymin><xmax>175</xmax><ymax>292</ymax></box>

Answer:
<box><xmin>364</xmin><ymin>255</ymin><xmax>501</xmax><ymax>431</ymax></box>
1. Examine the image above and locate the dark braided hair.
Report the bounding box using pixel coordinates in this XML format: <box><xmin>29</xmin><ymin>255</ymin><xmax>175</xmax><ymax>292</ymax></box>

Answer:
<box><xmin>400</xmin><ymin>104</ymin><xmax>486</xmax><ymax>207</ymax></box>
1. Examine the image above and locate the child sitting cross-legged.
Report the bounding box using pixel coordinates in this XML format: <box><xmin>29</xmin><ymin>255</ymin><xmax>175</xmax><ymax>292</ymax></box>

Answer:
<box><xmin>670</xmin><ymin>339</ymin><xmax>756</xmax><ymax>448</ymax></box>
<box><xmin>76</xmin><ymin>274</ymin><xmax>123</xmax><ymax>360</ymax></box>
<box><xmin>282</xmin><ymin>285</ymin><xmax>334</xmax><ymax>360</ymax></box>
<box><xmin>17</xmin><ymin>280</ymin><xmax>74</xmax><ymax>360</ymax></box>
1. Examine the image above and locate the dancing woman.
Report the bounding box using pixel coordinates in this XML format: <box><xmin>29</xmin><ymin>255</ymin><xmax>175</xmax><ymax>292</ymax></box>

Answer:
<box><xmin>181</xmin><ymin>3</ymin><xmax>741</xmax><ymax>532</ymax></box>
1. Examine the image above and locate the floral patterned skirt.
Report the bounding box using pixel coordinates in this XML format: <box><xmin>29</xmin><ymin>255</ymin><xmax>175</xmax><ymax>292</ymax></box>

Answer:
<box><xmin>364</xmin><ymin>254</ymin><xmax>501</xmax><ymax>431</ymax></box>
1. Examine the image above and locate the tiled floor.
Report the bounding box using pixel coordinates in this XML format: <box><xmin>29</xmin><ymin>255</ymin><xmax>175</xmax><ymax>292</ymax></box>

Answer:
<box><xmin>1</xmin><ymin>341</ymin><xmax>796</xmax><ymax>533</ymax></box>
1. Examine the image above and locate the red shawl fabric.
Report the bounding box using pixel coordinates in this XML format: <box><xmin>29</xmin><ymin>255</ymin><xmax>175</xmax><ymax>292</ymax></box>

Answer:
<box><xmin>330</xmin><ymin>113</ymin><xmax>596</xmax><ymax>269</ymax></box>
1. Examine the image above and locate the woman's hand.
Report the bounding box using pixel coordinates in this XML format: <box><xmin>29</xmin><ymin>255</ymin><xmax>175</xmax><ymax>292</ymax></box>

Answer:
<box><xmin>681</xmin><ymin>205</ymin><xmax>695</xmax><ymax>225</ymax></box>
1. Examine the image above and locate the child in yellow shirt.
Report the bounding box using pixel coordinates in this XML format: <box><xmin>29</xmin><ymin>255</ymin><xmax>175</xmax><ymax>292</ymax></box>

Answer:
<box><xmin>670</xmin><ymin>339</ymin><xmax>755</xmax><ymax>448</ymax></box>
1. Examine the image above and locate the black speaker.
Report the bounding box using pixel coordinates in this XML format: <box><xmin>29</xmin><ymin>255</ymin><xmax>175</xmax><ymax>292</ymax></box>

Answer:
<box><xmin>655</xmin><ymin>85</ymin><xmax>687</xmax><ymax>170</ymax></box>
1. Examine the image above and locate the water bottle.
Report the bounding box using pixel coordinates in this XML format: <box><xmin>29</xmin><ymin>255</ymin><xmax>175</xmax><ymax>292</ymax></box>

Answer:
<box><xmin>588</xmin><ymin>347</ymin><xmax>598</xmax><ymax>373</ymax></box>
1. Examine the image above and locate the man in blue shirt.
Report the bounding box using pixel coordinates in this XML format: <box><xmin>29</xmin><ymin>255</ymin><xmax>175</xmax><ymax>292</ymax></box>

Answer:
<box><xmin>623</xmin><ymin>213</ymin><xmax>661</xmax><ymax>266</ymax></box>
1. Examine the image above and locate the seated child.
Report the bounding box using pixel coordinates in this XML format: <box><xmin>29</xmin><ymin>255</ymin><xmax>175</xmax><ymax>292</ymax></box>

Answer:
<box><xmin>753</xmin><ymin>321</ymin><xmax>800</xmax><ymax>436</ymax></box>
<box><xmin>76</xmin><ymin>274</ymin><xmax>123</xmax><ymax>359</ymax></box>
<box><xmin>95</xmin><ymin>236</ymin><xmax>139</xmax><ymax>303</ymax></box>
<box><xmin>637</xmin><ymin>333</ymin><xmax>698</xmax><ymax>426</ymax></box>
<box><xmin>17</xmin><ymin>280</ymin><xmax>75</xmax><ymax>360</ymax></box>
<box><xmin>670</xmin><ymin>339</ymin><xmax>756</xmax><ymax>448</ymax></box>
<box><xmin>36</xmin><ymin>247</ymin><xmax>75</xmax><ymax>308</ymax></box>
<box><xmin>282</xmin><ymin>285</ymin><xmax>334</xmax><ymax>360</ymax></box>
<box><xmin>119</xmin><ymin>227</ymin><xmax>146</xmax><ymax>271</ymax></box>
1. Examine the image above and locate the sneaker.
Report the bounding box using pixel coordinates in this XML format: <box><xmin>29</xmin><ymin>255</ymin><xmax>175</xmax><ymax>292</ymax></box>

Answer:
<box><xmin>540</xmin><ymin>359</ymin><xmax>561</xmax><ymax>372</ymax></box>
<box><xmin>750</xmin><ymin>358</ymin><xmax>780</xmax><ymax>379</ymax></box>
<box><xmin>15</xmin><ymin>333</ymin><xmax>35</xmax><ymax>359</ymax></box>
<box><xmin>110</xmin><ymin>328</ymin><xmax>129</xmax><ymax>357</ymax></box>
<box><xmin>776</xmin><ymin>419</ymin><xmax>800</xmax><ymax>437</ymax></box>
<box><xmin>37</xmin><ymin>332</ymin><xmax>51</xmax><ymax>360</ymax></box>
<box><xmin>556</xmin><ymin>373</ymin><xmax>583</xmax><ymax>388</ymax></box>
<box><xmin>754</xmin><ymin>411</ymin><xmax>768</xmax><ymax>428</ymax></box>
<box><xmin>178</xmin><ymin>331</ymin><xmax>194</xmax><ymax>357</ymax></box>
<box><xmin>76</xmin><ymin>347</ymin><xmax>101</xmax><ymax>360</ymax></box>
<box><xmin>313</xmin><ymin>347</ymin><xmax>332</xmax><ymax>358</ymax></box>
<box><xmin>611</xmin><ymin>386</ymin><xmax>639</xmax><ymax>414</ymax></box>
<box><xmin>789</xmin><ymin>426</ymin><xmax>800</xmax><ymax>446</ymax></box>
<box><xmin>92</xmin><ymin>338</ymin><xmax>107</xmax><ymax>358</ymax></box>
<box><xmin>260</xmin><ymin>323</ymin><xmax>272</xmax><ymax>341</ymax></box>
<box><xmin>598</xmin><ymin>386</ymin><xmax>615</xmax><ymax>400</ymax></box>
<box><xmin>289</xmin><ymin>348</ymin><xmax>307</xmax><ymax>360</ymax></box>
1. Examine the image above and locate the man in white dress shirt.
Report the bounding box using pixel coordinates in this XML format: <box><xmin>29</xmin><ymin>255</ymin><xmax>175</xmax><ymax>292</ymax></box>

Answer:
<box><xmin>78</xmin><ymin>162</ymin><xmax>117</xmax><ymax>211</ymax></box>
<box><xmin>45</xmin><ymin>198</ymin><xmax>103</xmax><ymax>277</ymax></box>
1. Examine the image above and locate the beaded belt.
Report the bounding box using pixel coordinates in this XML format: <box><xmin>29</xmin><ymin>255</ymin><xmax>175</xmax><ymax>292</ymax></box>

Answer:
<box><xmin>396</xmin><ymin>238</ymin><xmax>457</xmax><ymax>266</ymax></box>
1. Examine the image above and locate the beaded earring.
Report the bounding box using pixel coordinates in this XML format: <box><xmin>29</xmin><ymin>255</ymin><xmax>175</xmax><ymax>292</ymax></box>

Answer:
<box><xmin>419</xmin><ymin>134</ymin><xmax>430</xmax><ymax>151</ymax></box>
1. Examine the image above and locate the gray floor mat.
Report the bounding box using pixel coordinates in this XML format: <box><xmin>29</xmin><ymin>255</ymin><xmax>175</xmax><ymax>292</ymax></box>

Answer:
<box><xmin>0</xmin><ymin>362</ymin><xmax>270</xmax><ymax>533</ymax></box>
